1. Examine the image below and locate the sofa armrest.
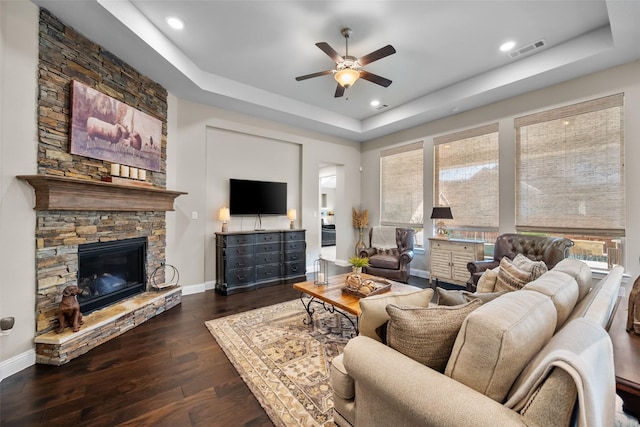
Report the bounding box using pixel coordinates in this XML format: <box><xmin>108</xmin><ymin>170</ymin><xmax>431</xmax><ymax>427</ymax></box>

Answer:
<box><xmin>399</xmin><ymin>249</ymin><xmax>414</xmax><ymax>265</ymax></box>
<box><xmin>342</xmin><ymin>336</ymin><xmax>526</xmax><ymax>426</ymax></box>
<box><xmin>467</xmin><ymin>259</ymin><xmax>500</xmax><ymax>275</ymax></box>
<box><xmin>359</xmin><ymin>248</ymin><xmax>377</xmax><ymax>258</ymax></box>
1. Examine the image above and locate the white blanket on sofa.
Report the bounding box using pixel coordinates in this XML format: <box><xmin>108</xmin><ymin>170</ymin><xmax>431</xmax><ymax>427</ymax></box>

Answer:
<box><xmin>371</xmin><ymin>226</ymin><xmax>397</xmax><ymax>250</ymax></box>
<box><xmin>505</xmin><ymin>317</ymin><xmax>615</xmax><ymax>427</ymax></box>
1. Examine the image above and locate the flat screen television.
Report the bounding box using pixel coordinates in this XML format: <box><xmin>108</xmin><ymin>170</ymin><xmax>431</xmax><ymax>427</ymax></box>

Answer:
<box><xmin>229</xmin><ymin>179</ymin><xmax>287</xmax><ymax>216</ymax></box>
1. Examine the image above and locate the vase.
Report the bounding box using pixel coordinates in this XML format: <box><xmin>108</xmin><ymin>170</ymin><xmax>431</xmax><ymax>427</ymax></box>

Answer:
<box><xmin>355</xmin><ymin>228</ymin><xmax>366</xmax><ymax>256</ymax></box>
<box><xmin>352</xmin><ymin>266</ymin><xmax>362</xmax><ymax>274</ymax></box>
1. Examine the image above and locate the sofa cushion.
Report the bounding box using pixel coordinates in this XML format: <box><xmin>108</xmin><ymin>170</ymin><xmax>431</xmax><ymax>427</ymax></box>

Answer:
<box><xmin>512</xmin><ymin>253</ymin><xmax>548</xmax><ymax>280</ymax></box>
<box><xmin>369</xmin><ymin>253</ymin><xmax>400</xmax><ymax>269</ymax></box>
<box><xmin>476</xmin><ymin>268</ymin><xmax>499</xmax><ymax>293</ymax></box>
<box><xmin>445</xmin><ymin>290</ymin><xmax>557</xmax><ymax>403</ymax></box>
<box><xmin>523</xmin><ymin>271</ymin><xmax>579</xmax><ymax>330</ymax></box>
<box><xmin>495</xmin><ymin>257</ymin><xmax>533</xmax><ymax>291</ymax></box>
<box><xmin>551</xmin><ymin>258</ymin><xmax>593</xmax><ymax>301</ymax></box>
<box><xmin>435</xmin><ymin>288</ymin><xmax>506</xmax><ymax>306</ymax></box>
<box><xmin>385</xmin><ymin>299</ymin><xmax>482</xmax><ymax>372</ymax></box>
<box><xmin>358</xmin><ymin>288</ymin><xmax>434</xmax><ymax>342</ymax></box>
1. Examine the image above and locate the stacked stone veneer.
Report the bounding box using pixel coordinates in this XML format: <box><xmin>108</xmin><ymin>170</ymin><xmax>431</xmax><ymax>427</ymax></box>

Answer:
<box><xmin>32</xmin><ymin>8</ymin><xmax>179</xmax><ymax>363</ymax></box>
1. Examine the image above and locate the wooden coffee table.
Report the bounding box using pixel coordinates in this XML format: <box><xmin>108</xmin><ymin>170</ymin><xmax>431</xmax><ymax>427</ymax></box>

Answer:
<box><xmin>293</xmin><ymin>273</ymin><xmax>422</xmax><ymax>333</ymax></box>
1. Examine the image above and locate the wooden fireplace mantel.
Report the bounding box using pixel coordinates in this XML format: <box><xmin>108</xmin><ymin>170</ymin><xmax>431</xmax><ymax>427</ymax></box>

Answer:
<box><xmin>17</xmin><ymin>175</ymin><xmax>187</xmax><ymax>212</ymax></box>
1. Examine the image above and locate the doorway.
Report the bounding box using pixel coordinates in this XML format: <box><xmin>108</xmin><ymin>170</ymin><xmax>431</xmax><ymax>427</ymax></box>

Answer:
<box><xmin>320</xmin><ymin>165</ymin><xmax>337</xmax><ymax>261</ymax></box>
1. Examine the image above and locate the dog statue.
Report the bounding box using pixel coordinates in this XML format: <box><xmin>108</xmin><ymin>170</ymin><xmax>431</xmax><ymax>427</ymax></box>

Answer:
<box><xmin>56</xmin><ymin>285</ymin><xmax>84</xmax><ymax>333</ymax></box>
<box><xmin>627</xmin><ymin>275</ymin><xmax>640</xmax><ymax>335</ymax></box>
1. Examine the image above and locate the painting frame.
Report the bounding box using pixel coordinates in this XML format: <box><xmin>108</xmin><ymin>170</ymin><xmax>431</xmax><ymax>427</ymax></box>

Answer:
<box><xmin>69</xmin><ymin>80</ymin><xmax>162</xmax><ymax>172</ymax></box>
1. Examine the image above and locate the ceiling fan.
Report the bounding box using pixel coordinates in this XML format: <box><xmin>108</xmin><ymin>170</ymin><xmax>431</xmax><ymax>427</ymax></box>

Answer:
<box><xmin>295</xmin><ymin>28</ymin><xmax>396</xmax><ymax>98</ymax></box>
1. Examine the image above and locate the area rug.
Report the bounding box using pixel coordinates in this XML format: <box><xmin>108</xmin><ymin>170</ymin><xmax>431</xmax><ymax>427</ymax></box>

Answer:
<box><xmin>205</xmin><ymin>299</ymin><xmax>356</xmax><ymax>427</ymax></box>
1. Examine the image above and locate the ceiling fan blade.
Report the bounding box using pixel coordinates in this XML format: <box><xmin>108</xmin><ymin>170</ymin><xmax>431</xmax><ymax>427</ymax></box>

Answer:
<box><xmin>295</xmin><ymin>70</ymin><xmax>334</xmax><ymax>81</ymax></box>
<box><xmin>316</xmin><ymin>42</ymin><xmax>344</xmax><ymax>63</ymax></box>
<box><xmin>357</xmin><ymin>45</ymin><xmax>396</xmax><ymax>66</ymax></box>
<box><xmin>334</xmin><ymin>84</ymin><xmax>345</xmax><ymax>98</ymax></box>
<box><xmin>359</xmin><ymin>70</ymin><xmax>392</xmax><ymax>87</ymax></box>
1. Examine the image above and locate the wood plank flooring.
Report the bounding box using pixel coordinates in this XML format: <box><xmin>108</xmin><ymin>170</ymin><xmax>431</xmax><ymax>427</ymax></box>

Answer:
<box><xmin>1</xmin><ymin>269</ymin><xmax>429</xmax><ymax>427</ymax></box>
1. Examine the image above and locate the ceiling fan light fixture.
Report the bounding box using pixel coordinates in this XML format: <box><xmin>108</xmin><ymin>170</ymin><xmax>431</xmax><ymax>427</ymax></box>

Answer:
<box><xmin>334</xmin><ymin>68</ymin><xmax>360</xmax><ymax>88</ymax></box>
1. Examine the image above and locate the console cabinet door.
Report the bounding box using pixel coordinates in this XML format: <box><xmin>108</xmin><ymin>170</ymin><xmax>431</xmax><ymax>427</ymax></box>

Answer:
<box><xmin>429</xmin><ymin>239</ymin><xmax>484</xmax><ymax>287</ymax></box>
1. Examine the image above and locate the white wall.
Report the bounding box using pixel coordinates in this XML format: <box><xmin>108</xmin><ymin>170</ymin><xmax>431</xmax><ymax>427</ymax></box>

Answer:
<box><xmin>361</xmin><ymin>59</ymin><xmax>640</xmax><ymax>279</ymax></box>
<box><xmin>0</xmin><ymin>0</ymin><xmax>39</xmax><ymax>378</ymax></box>
<box><xmin>169</xmin><ymin>99</ymin><xmax>362</xmax><ymax>290</ymax></box>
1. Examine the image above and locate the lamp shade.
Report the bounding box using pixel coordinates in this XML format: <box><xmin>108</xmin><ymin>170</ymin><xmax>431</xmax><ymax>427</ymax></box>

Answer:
<box><xmin>430</xmin><ymin>207</ymin><xmax>453</xmax><ymax>220</ymax></box>
<box><xmin>287</xmin><ymin>208</ymin><xmax>297</xmax><ymax>220</ymax></box>
<box><xmin>218</xmin><ymin>207</ymin><xmax>230</xmax><ymax>222</ymax></box>
<box><xmin>334</xmin><ymin>68</ymin><xmax>360</xmax><ymax>88</ymax></box>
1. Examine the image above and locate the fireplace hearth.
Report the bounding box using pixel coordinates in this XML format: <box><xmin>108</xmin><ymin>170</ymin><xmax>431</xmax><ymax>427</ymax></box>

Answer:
<box><xmin>78</xmin><ymin>237</ymin><xmax>147</xmax><ymax>314</ymax></box>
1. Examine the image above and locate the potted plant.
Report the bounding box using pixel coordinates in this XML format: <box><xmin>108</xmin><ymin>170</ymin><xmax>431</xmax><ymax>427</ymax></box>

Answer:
<box><xmin>348</xmin><ymin>256</ymin><xmax>370</xmax><ymax>274</ymax></box>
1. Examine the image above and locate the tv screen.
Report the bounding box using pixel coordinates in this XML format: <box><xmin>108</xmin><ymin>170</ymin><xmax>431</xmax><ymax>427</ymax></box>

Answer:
<box><xmin>229</xmin><ymin>179</ymin><xmax>287</xmax><ymax>216</ymax></box>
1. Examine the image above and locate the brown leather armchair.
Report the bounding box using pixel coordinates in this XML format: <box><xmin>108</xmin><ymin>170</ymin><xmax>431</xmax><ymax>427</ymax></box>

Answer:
<box><xmin>466</xmin><ymin>233</ymin><xmax>574</xmax><ymax>291</ymax></box>
<box><xmin>359</xmin><ymin>227</ymin><xmax>415</xmax><ymax>283</ymax></box>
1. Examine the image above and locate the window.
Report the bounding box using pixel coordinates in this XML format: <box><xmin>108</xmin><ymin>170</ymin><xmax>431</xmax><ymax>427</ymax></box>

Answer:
<box><xmin>433</xmin><ymin>123</ymin><xmax>499</xmax><ymax>242</ymax></box>
<box><xmin>515</xmin><ymin>93</ymin><xmax>625</xmax><ymax>269</ymax></box>
<box><xmin>380</xmin><ymin>141</ymin><xmax>423</xmax><ymax>246</ymax></box>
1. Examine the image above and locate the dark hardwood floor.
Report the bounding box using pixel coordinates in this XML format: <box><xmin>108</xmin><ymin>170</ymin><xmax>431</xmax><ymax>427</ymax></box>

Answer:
<box><xmin>1</xmin><ymin>267</ymin><xmax>429</xmax><ymax>427</ymax></box>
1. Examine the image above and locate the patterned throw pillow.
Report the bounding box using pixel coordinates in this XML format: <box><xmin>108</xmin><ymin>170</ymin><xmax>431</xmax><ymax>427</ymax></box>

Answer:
<box><xmin>512</xmin><ymin>253</ymin><xmax>548</xmax><ymax>280</ymax></box>
<box><xmin>384</xmin><ymin>299</ymin><xmax>482</xmax><ymax>372</ymax></box>
<box><xmin>495</xmin><ymin>257</ymin><xmax>532</xmax><ymax>292</ymax></box>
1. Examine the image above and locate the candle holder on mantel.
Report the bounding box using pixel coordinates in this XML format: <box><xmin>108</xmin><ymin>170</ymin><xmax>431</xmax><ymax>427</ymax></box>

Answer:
<box><xmin>314</xmin><ymin>256</ymin><xmax>329</xmax><ymax>286</ymax></box>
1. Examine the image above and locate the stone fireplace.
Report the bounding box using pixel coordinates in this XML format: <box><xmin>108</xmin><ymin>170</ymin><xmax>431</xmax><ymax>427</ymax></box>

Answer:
<box><xmin>23</xmin><ymin>9</ymin><xmax>185</xmax><ymax>365</ymax></box>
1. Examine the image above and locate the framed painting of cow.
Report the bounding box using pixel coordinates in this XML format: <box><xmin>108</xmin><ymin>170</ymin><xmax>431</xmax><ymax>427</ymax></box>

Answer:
<box><xmin>69</xmin><ymin>80</ymin><xmax>162</xmax><ymax>172</ymax></box>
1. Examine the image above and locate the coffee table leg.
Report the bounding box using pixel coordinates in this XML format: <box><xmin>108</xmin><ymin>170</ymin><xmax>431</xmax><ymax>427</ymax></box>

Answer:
<box><xmin>299</xmin><ymin>292</ymin><xmax>316</xmax><ymax>325</ymax></box>
<box><xmin>298</xmin><ymin>293</ymin><xmax>358</xmax><ymax>336</ymax></box>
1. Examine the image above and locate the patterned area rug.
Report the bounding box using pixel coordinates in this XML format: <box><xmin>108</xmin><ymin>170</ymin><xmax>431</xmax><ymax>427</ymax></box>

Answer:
<box><xmin>205</xmin><ymin>299</ymin><xmax>355</xmax><ymax>427</ymax></box>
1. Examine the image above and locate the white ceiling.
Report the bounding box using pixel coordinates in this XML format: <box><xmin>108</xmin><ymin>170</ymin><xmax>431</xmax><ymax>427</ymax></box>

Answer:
<box><xmin>32</xmin><ymin>0</ymin><xmax>640</xmax><ymax>142</ymax></box>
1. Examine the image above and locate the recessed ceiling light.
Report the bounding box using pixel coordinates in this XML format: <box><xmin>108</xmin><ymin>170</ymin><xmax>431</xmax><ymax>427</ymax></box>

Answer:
<box><xmin>166</xmin><ymin>17</ymin><xmax>184</xmax><ymax>30</ymax></box>
<box><xmin>370</xmin><ymin>100</ymin><xmax>380</xmax><ymax>107</ymax></box>
<box><xmin>500</xmin><ymin>41</ymin><xmax>516</xmax><ymax>52</ymax></box>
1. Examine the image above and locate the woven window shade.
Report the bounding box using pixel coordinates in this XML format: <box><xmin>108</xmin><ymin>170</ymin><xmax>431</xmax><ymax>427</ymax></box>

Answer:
<box><xmin>380</xmin><ymin>141</ymin><xmax>424</xmax><ymax>226</ymax></box>
<box><xmin>433</xmin><ymin>123</ymin><xmax>499</xmax><ymax>229</ymax></box>
<box><xmin>515</xmin><ymin>93</ymin><xmax>625</xmax><ymax>236</ymax></box>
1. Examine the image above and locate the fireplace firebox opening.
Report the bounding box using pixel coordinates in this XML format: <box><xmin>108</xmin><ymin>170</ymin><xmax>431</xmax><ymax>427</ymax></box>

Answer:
<box><xmin>77</xmin><ymin>237</ymin><xmax>147</xmax><ymax>314</ymax></box>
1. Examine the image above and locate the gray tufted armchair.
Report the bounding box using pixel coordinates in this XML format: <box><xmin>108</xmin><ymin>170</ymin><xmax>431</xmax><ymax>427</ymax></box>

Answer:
<box><xmin>466</xmin><ymin>233</ymin><xmax>574</xmax><ymax>291</ymax></box>
<box><xmin>360</xmin><ymin>227</ymin><xmax>415</xmax><ymax>283</ymax></box>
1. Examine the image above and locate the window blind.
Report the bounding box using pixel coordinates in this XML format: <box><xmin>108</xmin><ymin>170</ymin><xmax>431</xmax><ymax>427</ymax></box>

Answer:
<box><xmin>515</xmin><ymin>93</ymin><xmax>625</xmax><ymax>236</ymax></box>
<box><xmin>433</xmin><ymin>123</ymin><xmax>499</xmax><ymax>229</ymax></box>
<box><xmin>380</xmin><ymin>141</ymin><xmax>424</xmax><ymax>227</ymax></box>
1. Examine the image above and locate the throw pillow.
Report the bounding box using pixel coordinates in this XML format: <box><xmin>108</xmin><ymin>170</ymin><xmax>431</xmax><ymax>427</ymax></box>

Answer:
<box><xmin>436</xmin><ymin>288</ymin><xmax>506</xmax><ymax>306</ymax></box>
<box><xmin>384</xmin><ymin>299</ymin><xmax>482</xmax><ymax>373</ymax></box>
<box><xmin>358</xmin><ymin>288</ymin><xmax>434</xmax><ymax>342</ymax></box>
<box><xmin>512</xmin><ymin>253</ymin><xmax>548</xmax><ymax>280</ymax></box>
<box><xmin>477</xmin><ymin>268</ymin><xmax>499</xmax><ymax>293</ymax></box>
<box><xmin>495</xmin><ymin>257</ymin><xmax>533</xmax><ymax>292</ymax></box>
<box><xmin>445</xmin><ymin>290</ymin><xmax>557</xmax><ymax>403</ymax></box>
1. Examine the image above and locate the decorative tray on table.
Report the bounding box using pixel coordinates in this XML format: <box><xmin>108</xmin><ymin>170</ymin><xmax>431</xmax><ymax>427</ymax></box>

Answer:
<box><xmin>342</xmin><ymin>273</ymin><xmax>392</xmax><ymax>298</ymax></box>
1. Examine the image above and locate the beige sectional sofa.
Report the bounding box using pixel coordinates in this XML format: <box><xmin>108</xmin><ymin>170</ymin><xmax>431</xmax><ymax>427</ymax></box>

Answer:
<box><xmin>330</xmin><ymin>259</ymin><xmax>624</xmax><ymax>427</ymax></box>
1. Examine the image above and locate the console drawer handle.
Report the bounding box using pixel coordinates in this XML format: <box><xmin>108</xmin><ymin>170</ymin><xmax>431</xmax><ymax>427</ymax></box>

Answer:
<box><xmin>237</xmin><ymin>274</ymin><xmax>247</xmax><ymax>280</ymax></box>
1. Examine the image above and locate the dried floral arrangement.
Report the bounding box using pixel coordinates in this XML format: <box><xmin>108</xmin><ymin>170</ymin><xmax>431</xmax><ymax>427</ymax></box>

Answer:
<box><xmin>352</xmin><ymin>208</ymin><xmax>369</xmax><ymax>229</ymax></box>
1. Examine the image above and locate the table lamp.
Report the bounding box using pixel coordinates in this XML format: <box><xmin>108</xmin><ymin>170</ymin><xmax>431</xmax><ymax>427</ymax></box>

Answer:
<box><xmin>219</xmin><ymin>207</ymin><xmax>230</xmax><ymax>232</ymax></box>
<box><xmin>431</xmin><ymin>206</ymin><xmax>453</xmax><ymax>238</ymax></box>
<box><xmin>287</xmin><ymin>208</ymin><xmax>297</xmax><ymax>229</ymax></box>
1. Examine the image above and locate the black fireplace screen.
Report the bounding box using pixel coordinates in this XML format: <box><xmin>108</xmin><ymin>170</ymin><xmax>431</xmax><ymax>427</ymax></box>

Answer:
<box><xmin>77</xmin><ymin>237</ymin><xmax>147</xmax><ymax>314</ymax></box>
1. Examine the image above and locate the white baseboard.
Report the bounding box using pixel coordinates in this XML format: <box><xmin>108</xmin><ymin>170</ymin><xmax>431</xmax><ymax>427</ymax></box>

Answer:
<box><xmin>411</xmin><ymin>268</ymin><xmax>429</xmax><ymax>279</ymax></box>
<box><xmin>181</xmin><ymin>283</ymin><xmax>205</xmax><ymax>295</ymax></box>
<box><xmin>180</xmin><ymin>281</ymin><xmax>215</xmax><ymax>296</ymax></box>
<box><xmin>0</xmin><ymin>349</ymin><xmax>36</xmax><ymax>382</ymax></box>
